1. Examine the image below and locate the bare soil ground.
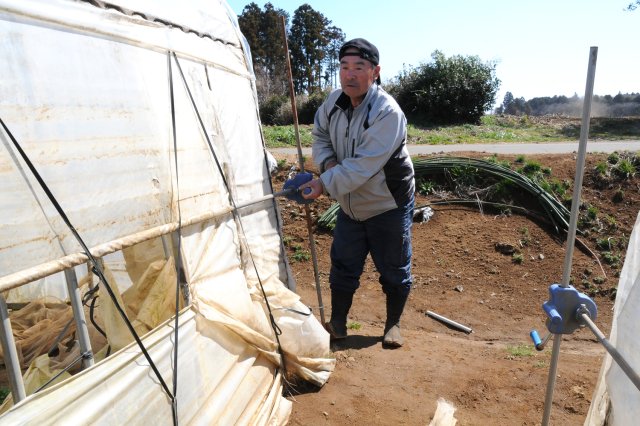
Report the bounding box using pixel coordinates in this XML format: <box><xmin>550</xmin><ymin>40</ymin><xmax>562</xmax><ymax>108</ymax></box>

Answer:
<box><xmin>274</xmin><ymin>151</ymin><xmax>639</xmax><ymax>425</ymax></box>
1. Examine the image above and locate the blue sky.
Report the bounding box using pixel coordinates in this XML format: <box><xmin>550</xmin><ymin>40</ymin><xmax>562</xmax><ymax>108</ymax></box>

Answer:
<box><xmin>226</xmin><ymin>0</ymin><xmax>639</xmax><ymax>105</ymax></box>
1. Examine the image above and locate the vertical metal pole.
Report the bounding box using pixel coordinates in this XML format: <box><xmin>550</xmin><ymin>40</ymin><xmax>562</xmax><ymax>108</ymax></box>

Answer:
<box><xmin>541</xmin><ymin>46</ymin><xmax>598</xmax><ymax>426</ymax></box>
<box><xmin>64</xmin><ymin>269</ymin><xmax>94</xmax><ymax>369</ymax></box>
<box><xmin>0</xmin><ymin>294</ymin><xmax>27</xmax><ymax>403</ymax></box>
<box><xmin>280</xmin><ymin>16</ymin><xmax>326</xmax><ymax>325</ymax></box>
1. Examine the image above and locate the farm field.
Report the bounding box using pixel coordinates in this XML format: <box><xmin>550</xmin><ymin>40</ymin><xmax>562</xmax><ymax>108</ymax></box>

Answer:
<box><xmin>275</xmin><ymin>151</ymin><xmax>638</xmax><ymax>425</ymax></box>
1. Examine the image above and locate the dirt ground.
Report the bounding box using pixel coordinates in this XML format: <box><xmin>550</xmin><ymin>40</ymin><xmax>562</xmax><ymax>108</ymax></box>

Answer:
<box><xmin>274</xmin><ymin>151</ymin><xmax>639</xmax><ymax>425</ymax></box>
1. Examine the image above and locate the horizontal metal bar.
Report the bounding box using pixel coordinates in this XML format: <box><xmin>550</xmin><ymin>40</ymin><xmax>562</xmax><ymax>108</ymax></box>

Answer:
<box><xmin>0</xmin><ymin>207</ymin><xmax>224</xmax><ymax>292</ymax></box>
<box><xmin>0</xmin><ymin>186</ymin><xmax>295</xmax><ymax>292</ymax></box>
<box><xmin>233</xmin><ymin>188</ymin><xmax>292</xmax><ymax>210</ymax></box>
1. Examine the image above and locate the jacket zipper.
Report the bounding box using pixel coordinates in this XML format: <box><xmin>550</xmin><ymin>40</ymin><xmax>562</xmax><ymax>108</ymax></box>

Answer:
<box><xmin>345</xmin><ymin>109</ymin><xmax>357</xmax><ymax>220</ymax></box>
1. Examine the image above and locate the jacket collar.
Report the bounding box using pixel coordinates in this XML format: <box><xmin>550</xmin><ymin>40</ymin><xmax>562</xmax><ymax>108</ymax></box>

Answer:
<box><xmin>334</xmin><ymin>84</ymin><xmax>378</xmax><ymax>112</ymax></box>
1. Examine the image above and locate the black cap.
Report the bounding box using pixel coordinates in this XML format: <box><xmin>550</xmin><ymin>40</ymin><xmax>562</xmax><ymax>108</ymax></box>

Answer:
<box><xmin>339</xmin><ymin>38</ymin><xmax>379</xmax><ymax>66</ymax></box>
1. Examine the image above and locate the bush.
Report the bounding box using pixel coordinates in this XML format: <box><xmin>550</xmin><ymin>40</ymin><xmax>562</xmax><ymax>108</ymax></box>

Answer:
<box><xmin>297</xmin><ymin>90</ymin><xmax>328</xmax><ymax>125</ymax></box>
<box><xmin>273</xmin><ymin>102</ymin><xmax>294</xmax><ymax>125</ymax></box>
<box><xmin>388</xmin><ymin>50</ymin><xmax>500</xmax><ymax>125</ymax></box>
<box><xmin>265</xmin><ymin>90</ymin><xmax>329</xmax><ymax>125</ymax></box>
<box><xmin>259</xmin><ymin>95</ymin><xmax>288</xmax><ymax>125</ymax></box>
<box><xmin>613</xmin><ymin>159</ymin><xmax>636</xmax><ymax>179</ymax></box>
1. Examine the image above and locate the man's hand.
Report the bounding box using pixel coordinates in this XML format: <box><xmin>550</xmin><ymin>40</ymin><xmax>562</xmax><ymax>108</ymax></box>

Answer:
<box><xmin>300</xmin><ymin>178</ymin><xmax>324</xmax><ymax>200</ymax></box>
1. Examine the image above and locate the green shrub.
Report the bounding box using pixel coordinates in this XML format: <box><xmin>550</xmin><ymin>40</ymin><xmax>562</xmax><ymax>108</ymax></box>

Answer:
<box><xmin>418</xmin><ymin>179</ymin><xmax>435</xmax><ymax>195</ymax></box>
<box><xmin>259</xmin><ymin>95</ymin><xmax>288</xmax><ymax>125</ymax></box>
<box><xmin>521</xmin><ymin>160</ymin><xmax>542</xmax><ymax>175</ymax></box>
<box><xmin>614</xmin><ymin>159</ymin><xmax>636</xmax><ymax>179</ymax></box>
<box><xmin>388</xmin><ymin>50</ymin><xmax>500</xmax><ymax>125</ymax></box>
<box><xmin>548</xmin><ymin>178</ymin><xmax>570</xmax><ymax>198</ymax></box>
<box><xmin>291</xmin><ymin>244</ymin><xmax>311</xmax><ymax>262</ymax></box>
<box><xmin>595</xmin><ymin>162</ymin><xmax>608</xmax><ymax>175</ymax></box>
<box><xmin>596</xmin><ymin>238</ymin><xmax>614</xmax><ymax>251</ymax></box>
<box><xmin>602</xmin><ymin>251</ymin><xmax>620</xmax><ymax>267</ymax></box>
<box><xmin>277</xmin><ymin>158</ymin><xmax>288</xmax><ymax>170</ymax></box>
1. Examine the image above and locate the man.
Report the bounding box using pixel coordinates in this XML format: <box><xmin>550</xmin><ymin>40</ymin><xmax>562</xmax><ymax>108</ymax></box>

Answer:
<box><xmin>300</xmin><ymin>38</ymin><xmax>415</xmax><ymax>348</ymax></box>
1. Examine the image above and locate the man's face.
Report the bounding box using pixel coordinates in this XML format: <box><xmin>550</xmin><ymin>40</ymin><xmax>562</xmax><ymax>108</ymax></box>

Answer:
<box><xmin>339</xmin><ymin>49</ymin><xmax>380</xmax><ymax>107</ymax></box>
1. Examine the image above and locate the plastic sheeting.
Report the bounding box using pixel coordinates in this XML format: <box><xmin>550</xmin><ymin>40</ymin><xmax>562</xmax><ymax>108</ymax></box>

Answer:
<box><xmin>586</xmin><ymin>210</ymin><xmax>640</xmax><ymax>425</ymax></box>
<box><xmin>0</xmin><ymin>0</ymin><xmax>334</xmax><ymax>423</ymax></box>
<box><xmin>1</xmin><ymin>310</ymin><xmax>293</xmax><ymax>425</ymax></box>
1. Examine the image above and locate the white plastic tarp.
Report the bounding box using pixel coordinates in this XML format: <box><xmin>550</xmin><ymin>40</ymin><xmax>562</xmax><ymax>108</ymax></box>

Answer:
<box><xmin>586</xmin><ymin>210</ymin><xmax>640</xmax><ymax>425</ymax></box>
<box><xmin>0</xmin><ymin>310</ymin><xmax>293</xmax><ymax>425</ymax></box>
<box><xmin>0</xmin><ymin>0</ymin><xmax>334</xmax><ymax>423</ymax></box>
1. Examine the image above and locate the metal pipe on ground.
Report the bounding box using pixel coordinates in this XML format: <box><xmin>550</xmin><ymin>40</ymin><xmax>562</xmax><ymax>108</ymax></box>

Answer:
<box><xmin>426</xmin><ymin>310</ymin><xmax>473</xmax><ymax>334</ymax></box>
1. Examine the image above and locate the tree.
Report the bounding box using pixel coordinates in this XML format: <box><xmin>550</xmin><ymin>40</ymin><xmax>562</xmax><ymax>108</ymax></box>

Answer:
<box><xmin>237</xmin><ymin>3</ymin><xmax>289</xmax><ymax>102</ymax></box>
<box><xmin>497</xmin><ymin>91</ymin><xmax>515</xmax><ymax>114</ymax></box>
<box><xmin>259</xmin><ymin>3</ymin><xmax>289</xmax><ymax>98</ymax></box>
<box><xmin>503</xmin><ymin>95</ymin><xmax>529</xmax><ymax>115</ymax></box>
<box><xmin>627</xmin><ymin>1</ymin><xmax>640</xmax><ymax>11</ymax></box>
<box><xmin>289</xmin><ymin>4</ymin><xmax>331</xmax><ymax>94</ymax></box>
<box><xmin>238</xmin><ymin>3</ymin><xmax>344</xmax><ymax>99</ymax></box>
<box><xmin>238</xmin><ymin>3</ymin><xmax>264</xmax><ymax>60</ymax></box>
<box><xmin>389</xmin><ymin>51</ymin><xmax>500</xmax><ymax>124</ymax></box>
<box><xmin>323</xmin><ymin>26</ymin><xmax>345</xmax><ymax>89</ymax></box>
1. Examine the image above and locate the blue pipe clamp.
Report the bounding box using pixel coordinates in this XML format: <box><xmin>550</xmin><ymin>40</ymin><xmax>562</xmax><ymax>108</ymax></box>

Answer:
<box><xmin>543</xmin><ymin>284</ymin><xmax>597</xmax><ymax>334</ymax></box>
<box><xmin>530</xmin><ymin>284</ymin><xmax>597</xmax><ymax>350</ymax></box>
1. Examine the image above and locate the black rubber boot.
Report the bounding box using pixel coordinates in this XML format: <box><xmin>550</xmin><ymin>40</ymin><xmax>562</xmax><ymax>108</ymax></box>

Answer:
<box><xmin>325</xmin><ymin>289</ymin><xmax>354</xmax><ymax>340</ymax></box>
<box><xmin>383</xmin><ymin>291</ymin><xmax>409</xmax><ymax>348</ymax></box>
